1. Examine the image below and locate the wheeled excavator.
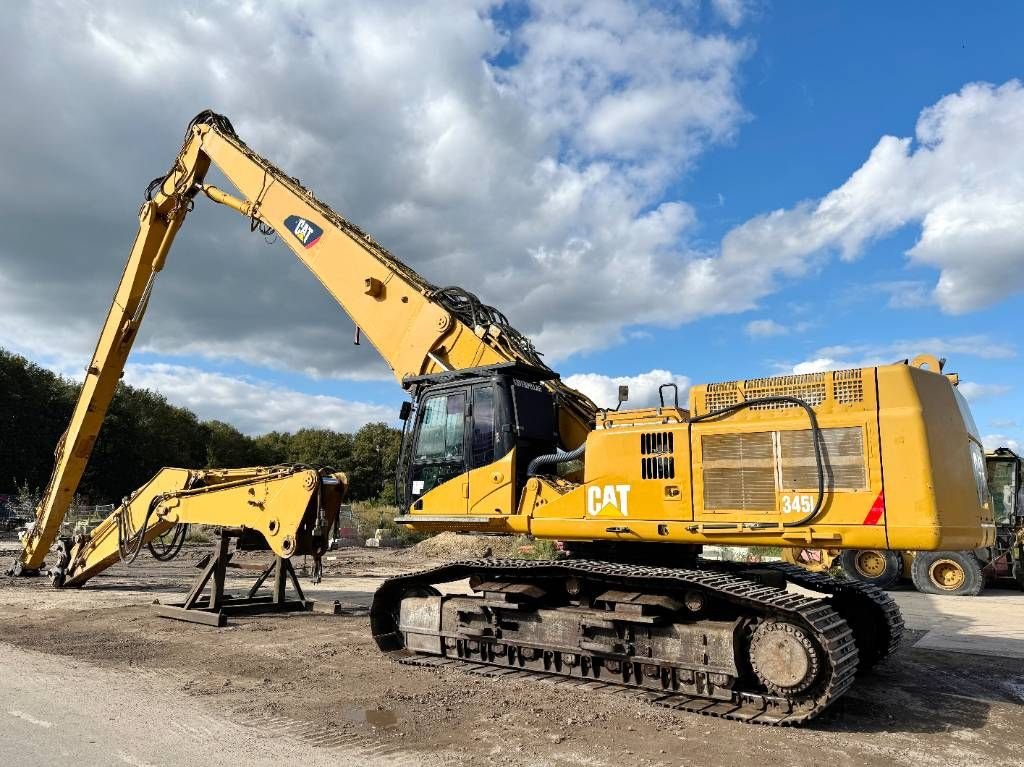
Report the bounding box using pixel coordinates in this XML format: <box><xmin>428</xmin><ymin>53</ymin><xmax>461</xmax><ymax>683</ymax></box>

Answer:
<box><xmin>8</xmin><ymin>111</ymin><xmax>995</xmax><ymax>725</ymax></box>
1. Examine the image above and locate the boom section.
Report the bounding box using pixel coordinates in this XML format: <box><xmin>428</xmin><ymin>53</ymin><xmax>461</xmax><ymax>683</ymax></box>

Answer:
<box><xmin>12</xmin><ymin>149</ymin><xmax>207</xmax><ymax>572</ymax></box>
<box><xmin>186</xmin><ymin>114</ymin><xmax>595</xmax><ymax>441</ymax></box>
<box><xmin>12</xmin><ymin>110</ymin><xmax>593</xmax><ymax>574</ymax></box>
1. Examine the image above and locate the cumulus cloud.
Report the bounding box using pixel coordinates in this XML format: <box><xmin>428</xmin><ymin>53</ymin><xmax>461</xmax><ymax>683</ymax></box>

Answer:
<box><xmin>563</xmin><ymin>369</ymin><xmax>689</xmax><ymax>409</ymax></box>
<box><xmin>785</xmin><ymin>335</ymin><xmax>1016</xmax><ymax>375</ymax></box>
<box><xmin>957</xmin><ymin>382</ymin><xmax>1011</xmax><ymax>402</ymax></box>
<box><xmin>718</xmin><ymin>80</ymin><xmax>1024</xmax><ymax>316</ymax></box>
<box><xmin>123</xmin><ymin>363</ymin><xmax>395</xmax><ymax>435</ymax></box>
<box><xmin>0</xmin><ymin>1</ymin><xmax>749</xmax><ymax>381</ymax></box>
<box><xmin>983</xmin><ymin>434</ymin><xmax>1021</xmax><ymax>453</ymax></box>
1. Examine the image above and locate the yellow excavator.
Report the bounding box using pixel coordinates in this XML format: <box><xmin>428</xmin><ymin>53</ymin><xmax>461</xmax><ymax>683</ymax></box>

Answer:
<box><xmin>9</xmin><ymin>111</ymin><xmax>994</xmax><ymax>725</ymax></box>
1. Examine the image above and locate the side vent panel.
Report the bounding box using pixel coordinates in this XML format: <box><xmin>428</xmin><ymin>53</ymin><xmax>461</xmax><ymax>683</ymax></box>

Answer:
<box><xmin>780</xmin><ymin>427</ymin><xmax>866</xmax><ymax>491</ymax></box>
<box><xmin>640</xmin><ymin>431</ymin><xmax>675</xmax><ymax>480</ymax></box>
<box><xmin>702</xmin><ymin>432</ymin><xmax>776</xmax><ymax>511</ymax></box>
<box><xmin>700</xmin><ymin>427</ymin><xmax>868</xmax><ymax>512</ymax></box>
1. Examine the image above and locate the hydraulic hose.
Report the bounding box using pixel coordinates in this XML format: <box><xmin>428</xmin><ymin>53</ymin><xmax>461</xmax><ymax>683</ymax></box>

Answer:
<box><xmin>689</xmin><ymin>395</ymin><xmax>826</xmax><ymax>529</ymax></box>
<box><xmin>527</xmin><ymin>443</ymin><xmax>586</xmax><ymax>477</ymax></box>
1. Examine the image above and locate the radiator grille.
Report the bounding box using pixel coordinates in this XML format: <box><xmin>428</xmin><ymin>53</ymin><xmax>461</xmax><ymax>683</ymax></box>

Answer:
<box><xmin>780</xmin><ymin>427</ymin><xmax>866</xmax><ymax>491</ymax></box>
<box><xmin>640</xmin><ymin>431</ymin><xmax>674</xmax><ymax>455</ymax></box>
<box><xmin>642</xmin><ymin>456</ymin><xmax>676</xmax><ymax>480</ymax></box>
<box><xmin>702</xmin><ymin>432</ymin><xmax>776</xmax><ymax>511</ymax></box>
<box><xmin>701</xmin><ymin>427</ymin><xmax>868</xmax><ymax>511</ymax></box>
<box><xmin>640</xmin><ymin>431</ymin><xmax>675</xmax><ymax>479</ymax></box>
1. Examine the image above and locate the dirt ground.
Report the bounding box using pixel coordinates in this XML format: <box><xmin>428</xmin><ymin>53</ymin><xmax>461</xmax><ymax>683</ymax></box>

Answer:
<box><xmin>1</xmin><ymin>536</ymin><xmax>1022</xmax><ymax>767</ymax></box>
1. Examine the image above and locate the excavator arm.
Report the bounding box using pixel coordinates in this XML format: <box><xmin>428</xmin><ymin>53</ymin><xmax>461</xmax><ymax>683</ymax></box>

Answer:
<box><xmin>11</xmin><ymin>110</ymin><xmax>595</xmax><ymax>574</ymax></box>
<box><xmin>49</xmin><ymin>465</ymin><xmax>347</xmax><ymax>588</ymax></box>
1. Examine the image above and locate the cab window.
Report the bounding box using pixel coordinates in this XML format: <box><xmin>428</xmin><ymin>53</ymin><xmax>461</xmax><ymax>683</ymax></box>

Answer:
<box><xmin>471</xmin><ymin>386</ymin><xmax>495</xmax><ymax>467</ymax></box>
<box><xmin>415</xmin><ymin>391</ymin><xmax>466</xmax><ymax>461</ymax></box>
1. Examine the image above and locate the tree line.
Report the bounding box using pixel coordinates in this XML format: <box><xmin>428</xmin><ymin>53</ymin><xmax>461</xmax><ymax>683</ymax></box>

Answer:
<box><xmin>0</xmin><ymin>349</ymin><xmax>401</xmax><ymax>505</ymax></box>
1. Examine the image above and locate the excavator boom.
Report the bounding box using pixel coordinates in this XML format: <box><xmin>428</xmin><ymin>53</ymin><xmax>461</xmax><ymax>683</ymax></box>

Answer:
<box><xmin>12</xmin><ymin>110</ymin><xmax>594</xmax><ymax>573</ymax></box>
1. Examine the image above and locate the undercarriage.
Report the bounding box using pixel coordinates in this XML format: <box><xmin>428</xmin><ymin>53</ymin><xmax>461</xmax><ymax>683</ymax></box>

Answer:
<box><xmin>371</xmin><ymin>558</ymin><xmax>903</xmax><ymax>726</ymax></box>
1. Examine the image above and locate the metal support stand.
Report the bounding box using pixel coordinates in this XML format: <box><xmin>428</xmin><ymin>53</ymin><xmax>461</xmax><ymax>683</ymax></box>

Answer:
<box><xmin>153</xmin><ymin>528</ymin><xmax>313</xmax><ymax>626</ymax></box>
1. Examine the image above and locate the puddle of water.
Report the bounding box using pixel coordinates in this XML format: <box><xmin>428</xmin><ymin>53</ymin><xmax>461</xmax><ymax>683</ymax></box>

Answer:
<box><xmin>346</xmin><ymin>706</ymin><xmax>400</xmax><ymax>729</ymax></box>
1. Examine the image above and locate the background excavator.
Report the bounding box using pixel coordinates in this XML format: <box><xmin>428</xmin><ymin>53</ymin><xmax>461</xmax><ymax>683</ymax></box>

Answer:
<box><xmin>784</xmin><ymin>447</ymin><xmax>1024</xmax><ymax>595</ymax></box>
<box><xmin>8</xmin><ymin>111</ymin><xmax>995</xmax><ymax>725</ymax></box>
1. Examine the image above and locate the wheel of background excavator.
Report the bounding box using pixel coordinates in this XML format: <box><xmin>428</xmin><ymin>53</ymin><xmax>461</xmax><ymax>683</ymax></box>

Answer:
<box><xmin>837</xmin><ymin>549</ymin><xmax>902</xmax><ymax>589</ymax></box>
<box><xmin>911</xmin><ymin>551</ymin><xmax>984</xmax><ymax>596</ymax></box>
<box><xmin>781</xmin><ymin>547</ymin><xmax>837</xmax><ymax>574</ymax></box>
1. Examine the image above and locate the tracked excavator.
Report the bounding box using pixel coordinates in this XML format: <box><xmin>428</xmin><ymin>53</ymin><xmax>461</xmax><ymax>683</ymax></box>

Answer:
<box><xmin>9</xmin><ymin>111</ymin><xmax>995</xmax><ymax>725</ymax></box>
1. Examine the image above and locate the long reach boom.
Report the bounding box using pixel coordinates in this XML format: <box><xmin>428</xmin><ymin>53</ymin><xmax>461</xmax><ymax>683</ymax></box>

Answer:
<box><xmin>11</xmin><ymin>111</ymin><xmax>595</xmax><ymax>574</ymax></box>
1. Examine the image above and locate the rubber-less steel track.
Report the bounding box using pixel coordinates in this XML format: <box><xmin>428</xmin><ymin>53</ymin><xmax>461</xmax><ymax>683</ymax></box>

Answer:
<box><xmin>699</xmin><ymin>559</ymin><xmax>904</xmax><ymax>668</ymax></box>
<box><xmin>371</xmin><ymin>559</ymin><xmax>860</xmax><ymax>725</ymax></box>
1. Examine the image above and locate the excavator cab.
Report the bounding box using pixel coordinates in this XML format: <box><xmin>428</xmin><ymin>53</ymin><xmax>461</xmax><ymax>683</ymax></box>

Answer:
<box><xmin>397</xmin><ymin>363</ymin><xmax>559</xmax><ymax>515</ymax></box>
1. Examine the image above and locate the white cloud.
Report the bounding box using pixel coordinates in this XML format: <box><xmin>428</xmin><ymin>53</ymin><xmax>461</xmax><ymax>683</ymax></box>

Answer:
<box><xmin>791</xmin><ymin>358</ymin><xmax>839</xmax><ymax>375</ymax></box>
<box><xmin>983</xmin><ymin>434</ymin><xmax>1021</xmax><ymax>453</ymax></box>
<box><xmin>745</xmin><ymin>319</ymin><xmax>788</xmax><ymax>338</ymax></box>
<box><xmin>711</xmin><ymin>0</ymin><xmax>747</xmax><ymax>27</ymax></box>
<box><xmin>784</xmin><ymin>335</ymin><xmax>1016</xmax><ymax>375</ymax></box>
<box><xmin>874</xmin><ymin>280</ymin><xmax>934</xmax><ymax>310</ymax></box>
<box><xmin>0</xmin><ymin>1</ymin><xmax>750</xmax><ymax>382</ymax></box>
<box><xmin>717</xmin><ymin>80</ymin><xmax>1024</xmax><ymax>316</ymax></box>
<box><xmin>957</xmin><ymin>382</ymin><xmax>1011</xmax><ymax>402</ymax></box>
<box><xmin>123</xmin><ymin>363</ymin><xmax>395</xmax><ymax>435</ymax></box>
<box><xmin>563</xmin><ymin>369</ymin><xmax>690</xmax><ymax>409</ymax></box>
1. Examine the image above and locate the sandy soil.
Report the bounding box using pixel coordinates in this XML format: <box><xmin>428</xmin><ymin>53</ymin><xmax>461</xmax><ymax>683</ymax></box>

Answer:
<box><xmin>1</xmin><ymin>537</ymin><xmax>1022</xmax><ymax>767</ymax></box>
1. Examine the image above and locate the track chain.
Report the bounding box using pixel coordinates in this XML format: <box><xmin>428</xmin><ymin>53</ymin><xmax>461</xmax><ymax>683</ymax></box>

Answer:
<box><xmin>699</xmin><ymin>558</ymin><xmax>904</xmax><ymax>668</ymax></box>
<box><xmin>372</xmin><ymin>559</ymin><xmax>860</xmax><ymax>725</ymax></box>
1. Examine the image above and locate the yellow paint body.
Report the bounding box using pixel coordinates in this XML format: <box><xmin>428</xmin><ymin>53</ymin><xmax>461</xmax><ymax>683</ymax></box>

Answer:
<box><xmin>61</xmin><ymin>466</ymin><xmax>346</xmax><ymax>587</ymax></box>
<box><xmin>407</xmin><ymin>362</ymin><xmax>995</xmax><ymax>552</ymax></box>
<box><xmin>15</xmin><ymin>111</ymin><xmax>990</xmax><ymax>574</ymax></box>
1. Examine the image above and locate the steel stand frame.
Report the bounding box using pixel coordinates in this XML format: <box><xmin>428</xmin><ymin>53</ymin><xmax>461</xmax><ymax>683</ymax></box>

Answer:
<box><xmin>153</xmin><ymin>528</ymin><xmax>313</xmax><ymax>626</ymax></box>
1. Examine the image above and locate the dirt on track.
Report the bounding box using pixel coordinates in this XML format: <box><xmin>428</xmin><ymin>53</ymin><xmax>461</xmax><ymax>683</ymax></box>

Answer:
<box><xmin>1</xmin><ymin>539</ymin><xmax>1023</xmax><ymax>766</ymax></box>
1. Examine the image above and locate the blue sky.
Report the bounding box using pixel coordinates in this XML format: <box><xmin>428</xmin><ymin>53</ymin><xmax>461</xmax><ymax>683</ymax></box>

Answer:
<box><xmin>557</xmin><ymin>2</ymin><xmax>1024</xmax><ymax>450</ymax></box>
<box><xmin>0</xmin><ymin>1</ymin><xmax>1021</xmax><ymax>448</ymax></box>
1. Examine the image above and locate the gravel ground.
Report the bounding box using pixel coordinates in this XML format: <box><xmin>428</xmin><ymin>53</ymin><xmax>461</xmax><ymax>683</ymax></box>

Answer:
<box><xmin>1</xmin><ymin>538</ymin><xmax>1022</xmax><ymax>766</ymax></box>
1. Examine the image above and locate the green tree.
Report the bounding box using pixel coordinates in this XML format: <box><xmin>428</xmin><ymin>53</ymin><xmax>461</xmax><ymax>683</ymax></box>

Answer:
<box><xmin>284</xmin><ymin>428</ymin><xmax>353</xmax><ymax>471</ymax></box>
<box><xmin>204</xmin><ymin>420</ymin><xmax>260</xmax><ymax>467</ymax></box>
<box><xmin>349</xmin><ymin>422</ymin><xmax>402</xmax><ymax>501</ymax></box>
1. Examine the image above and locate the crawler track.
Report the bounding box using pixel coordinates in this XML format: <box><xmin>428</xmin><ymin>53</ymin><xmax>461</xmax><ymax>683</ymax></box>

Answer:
<box><xmin>371</xmin><ymin>559</ymin><xmax>860</xmax><ymax>725</ymax></box>
<box><xmin>700</xmin><ymin>558</ymin><xmax>904</xmax><ymax>668</ymax></box>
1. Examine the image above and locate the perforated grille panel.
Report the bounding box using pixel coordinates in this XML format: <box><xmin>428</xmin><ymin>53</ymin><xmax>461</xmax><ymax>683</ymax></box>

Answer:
<box><xmin>701</xmin><ymin>427</ymin><xmax>868</xmax><ymax>512</ymax></box>
<box><xmin>704</xmin><ymin>383</ymin><xmax>741</xmax><ymax>412</ymax></box>
<box><xmin>780</xmin><ymin>427</ymin><xmax>866</xmax><ymax>491</ymax></box>
<box><xmin>702</xmin><ymin>432</ymin><xmax>776</xmax><ymax>511</ymax></box>
<box><xmin>833</xmin><ymin>369</ymin><xmax>864</xmax><ymax>404</ymax></box>
<box><xmin>640</xmin><ymin>431</ymin><xmax>675</xmax><ymax>479</ymax></box>
<box><xmin>743</xmin><ymin>374</ymin><xmax>826</xmax><ymax>409</ymax></box>
<box><xmin>696</xmin><ymin>368</ymin><xmax>866</xmax><ymax>413</ymax></box>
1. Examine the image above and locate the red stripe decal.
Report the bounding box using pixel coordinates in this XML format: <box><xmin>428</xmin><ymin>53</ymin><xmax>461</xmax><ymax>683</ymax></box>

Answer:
<box><xmin>863</xmin><ymin>490</ymin><xmax>885</xmax><ymax>525</ymax></box>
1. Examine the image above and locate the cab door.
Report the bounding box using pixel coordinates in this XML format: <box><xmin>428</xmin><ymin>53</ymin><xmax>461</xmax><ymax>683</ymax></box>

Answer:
<box><xmin>409</xmin><ymin>388</ymin><xmax>469</xmax><ymax>513</ymax></box>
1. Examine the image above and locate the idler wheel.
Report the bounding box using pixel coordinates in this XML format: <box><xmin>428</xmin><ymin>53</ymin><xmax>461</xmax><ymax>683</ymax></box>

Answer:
<box><xmin>748</xmin><ymin>620</ymin><xmax>821</xmax><ymax>695</ymax></box>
